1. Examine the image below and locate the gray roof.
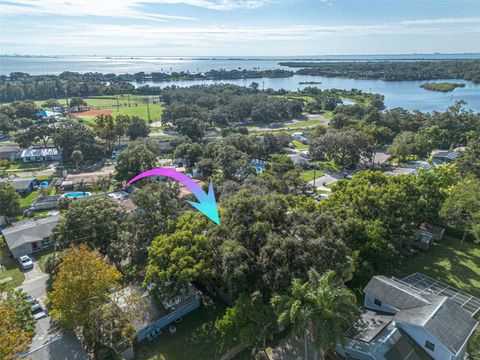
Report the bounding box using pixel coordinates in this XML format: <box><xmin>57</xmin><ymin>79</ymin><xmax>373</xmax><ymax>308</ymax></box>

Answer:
<box><xmin>2</xmin><ymin>178</ymin><xmax>36</xmax><ymax>191</ymax></box>
<box><xmin>424</xmin><ymin>298</ymin><xmax>478</xmax><ymax>354</ymax></box>
<box><xmin>373</xmin><ymin>277</ymin><xmax>479</xmax><ymax>355</ymax></box>
<box><xmin>395</xmin><ymin>296</ymin><xmax>478</xmax><ymax>354</ymax></box>
<box><xmin>364</xmin><ymin>276</ymin><xmax>430</xmax><ymax>310</ymax></box>
<box><xmin>2</xmin><ymin>214</ymin><xmax>59</xmax><ymax>250</ymax></box>
<box><xmin>0</xmin><ymin>145</ymin><xmax>20</xmax><ymax>153</ymax></box>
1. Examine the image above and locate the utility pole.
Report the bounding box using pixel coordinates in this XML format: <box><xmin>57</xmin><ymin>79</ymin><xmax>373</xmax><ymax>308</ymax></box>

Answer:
<box><xmin>116</xmin><ymin>95</ymin><xmax>120</xmax><ymax>112</ymax></box>
<box><xmin>128</xmin><ymin>94</ymin><xmax>131</xmax><ymax>107</ymax></box>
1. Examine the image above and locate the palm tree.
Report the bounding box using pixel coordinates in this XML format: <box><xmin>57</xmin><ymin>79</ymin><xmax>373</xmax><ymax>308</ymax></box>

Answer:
<box><xmin>271</xmin><ymin>269</ymin><xmax>358</xmax><ymax>360</ymax></box>
<box><xmin>71</xmin><ymin>150</ymin><xmax>83</xmax><ymax>171</ymax></box>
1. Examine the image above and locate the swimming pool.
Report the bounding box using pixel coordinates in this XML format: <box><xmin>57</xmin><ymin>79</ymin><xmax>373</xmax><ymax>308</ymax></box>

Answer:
<box><xmin>62</xmin><ymin>192</ymin><xmax>92</xmax><ymax>199</ymax></box>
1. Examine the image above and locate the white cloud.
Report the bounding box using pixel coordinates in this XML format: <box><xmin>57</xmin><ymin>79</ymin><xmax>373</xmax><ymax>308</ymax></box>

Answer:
<box><xmin>0</xmin><ymin>0</ymin><xmax>273</xmax><ymax>21</ymax></box>
<box><xmin>400</xmin><ymin>17</ymin><xmax>480</xmax><ymax>25</ymax></box>
<box><xmin>6</xmin><ymin>18</ymin><xmax>478</xmax><ymax>50</ymax></box>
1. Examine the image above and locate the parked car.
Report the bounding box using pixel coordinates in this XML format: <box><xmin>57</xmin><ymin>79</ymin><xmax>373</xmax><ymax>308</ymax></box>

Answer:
<box><xmin>314</xmin><ymin>193</ymin><xmax>329</xmax><ymax>201</ymax></box>
<box><xmin>32</xmin><ymin>307</ymin><xmax>47</xmax><ymax>320</ymax></box>
<box><xmin>19</xmin><ymin>255</ymin><xmax>34</xmax><ymax>270</ymax></box>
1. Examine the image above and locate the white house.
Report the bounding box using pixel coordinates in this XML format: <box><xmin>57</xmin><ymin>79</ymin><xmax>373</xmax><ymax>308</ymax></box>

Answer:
<box><xmin>291</xmin><ymin>132</ymin><xmax>309</xmax><ymax>144</ymax></box>
<box><xmin>21</xmin><ymin>147</ymin><xmax>61</xmax><ymax>163</ymax></box>
<box><xmin>337</xmin><ymin>274</ymin><xmax>478</xmax><ymax>360</ymax></box>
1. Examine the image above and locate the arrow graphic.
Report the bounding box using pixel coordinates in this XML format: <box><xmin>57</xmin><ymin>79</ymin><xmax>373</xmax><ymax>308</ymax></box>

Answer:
<box><xmin>125</xmin><ymin>168</ymin><xmax>220</xmax><ymax>225</ymax></box>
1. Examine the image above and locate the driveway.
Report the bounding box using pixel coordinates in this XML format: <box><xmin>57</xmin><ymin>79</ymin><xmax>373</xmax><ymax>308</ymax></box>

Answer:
<box><xmin>23</xmin><ymin>261</ymin><xmax>47</xmax><ymax>283</ymax></box>
<box><xmin>16</xmin><ymin>260</ymin><xmax>61</xmax><ymax>353</ymax></box>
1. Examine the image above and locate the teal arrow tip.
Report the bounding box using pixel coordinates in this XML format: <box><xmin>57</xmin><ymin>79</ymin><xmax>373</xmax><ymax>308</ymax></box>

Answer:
<box><xmin>187</xmin><ymin>180</ymin><xmax>220</xmax><ymax>225</ymax></box>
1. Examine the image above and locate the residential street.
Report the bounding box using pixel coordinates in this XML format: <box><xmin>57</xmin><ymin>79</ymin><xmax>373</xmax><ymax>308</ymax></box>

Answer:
<box><xmin>16</xmin><ymin>260</ymin><xmax>62</xmax><ymax>353</ymax></box>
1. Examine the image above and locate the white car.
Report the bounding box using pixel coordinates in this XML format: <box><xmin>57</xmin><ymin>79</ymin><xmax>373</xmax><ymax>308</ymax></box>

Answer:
<box><xmin>19</xmin><ymin>255</ymin><xmax>34</xmax><ymax>270</ymax></box>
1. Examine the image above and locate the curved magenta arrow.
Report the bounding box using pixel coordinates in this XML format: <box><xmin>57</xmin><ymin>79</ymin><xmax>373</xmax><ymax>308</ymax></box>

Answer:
<box><xmin>125</xmin><ymin>168</ymin><xmax>220</xmax><ymax>225</ymax></box>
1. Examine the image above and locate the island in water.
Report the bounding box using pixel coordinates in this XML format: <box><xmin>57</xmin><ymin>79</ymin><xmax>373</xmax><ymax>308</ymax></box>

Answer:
<box><xmin>299</xmin><ymin>81</ymin><xmax>322</xmax><ymax>85</ymax></box>
<box><xmin>420</xmin><ymin>82</ymin><xmax>465</xmax><ymax>92</ymax></box>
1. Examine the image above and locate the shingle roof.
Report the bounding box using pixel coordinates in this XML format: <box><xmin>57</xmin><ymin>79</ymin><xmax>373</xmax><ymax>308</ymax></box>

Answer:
<box><xmin>2</xmin><ymin>214</ymin><xmax>59</xmax><ymax>250</ymax></box>
<box><xmin>0</xmin><ymin>145</ymin><xmax>20</xmax><ymax>153</ymax></box>
<box><xmin>390</xmin><ymin>292</ymin><xmax>479</xmax><ymax>355</ymax></box>
<box><xmin>364</xmin><ymin>276</ymin><xmax>430</xmax><ymax>310</ymax></box>
<box><xmin>7</xmin><ymin>178</ymin><xmax>36</xmax><ymax>191</ymax></box>
<box><xmin>424</xmin><ymin>298</ymin><xmax>477</xmax><ymax>354</ymax></box>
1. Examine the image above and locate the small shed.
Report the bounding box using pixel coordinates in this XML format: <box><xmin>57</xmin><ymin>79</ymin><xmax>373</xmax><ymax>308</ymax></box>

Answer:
<box><xmin>419</xmin><ymin>222</ymin><xmax>445</xmax><ymax>241</ymax></box>
<box><xmin>413</xmin><ymin>229</ymin><xmax>434</xmax><ymax>251</ymax></box>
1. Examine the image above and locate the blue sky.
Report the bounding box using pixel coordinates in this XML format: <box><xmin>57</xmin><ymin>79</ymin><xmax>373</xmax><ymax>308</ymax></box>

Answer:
<box><xmin>1</xmin><ymin>0</ymin><xmax>479</xmax><ymax>55</ymax></box>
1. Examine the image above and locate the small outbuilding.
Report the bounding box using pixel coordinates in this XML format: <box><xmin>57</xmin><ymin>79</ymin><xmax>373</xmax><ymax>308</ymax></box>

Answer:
<box><xmin>419</xmin><ymin>222</ymin><xmax>445</xmax><ymax>241</ymax></box>
<box><xmin>413</xmin><ymin>229</ymin><xmax>435</xmax><ymax>250</ymax></box>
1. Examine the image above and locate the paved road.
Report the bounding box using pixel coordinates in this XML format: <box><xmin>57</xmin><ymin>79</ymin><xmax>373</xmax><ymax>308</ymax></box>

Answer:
<box><xmin>16</xmin><ymin>259</ymin><xmax>61</xmax><ymax>352</ymax></box>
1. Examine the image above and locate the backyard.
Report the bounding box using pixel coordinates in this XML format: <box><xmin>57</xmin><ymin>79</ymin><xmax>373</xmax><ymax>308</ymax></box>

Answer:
<box><xmin>134</xmin><ymin>299</ymin><xmax>247</xmax><ymax>360</ymax></box>
<box><xmin>0</xmin><ymin>242</ymin><xmax>25</xmax><ymax>288</ymax></box>
<box><xmin>300</xmin><ymin>169</ymin><xmax>323</xmax><ymax>182</ymax></box>
<box><xmin>389</xmin><ymin>235</ymin><xmax>480</xmax><ymax>298</ymax></box>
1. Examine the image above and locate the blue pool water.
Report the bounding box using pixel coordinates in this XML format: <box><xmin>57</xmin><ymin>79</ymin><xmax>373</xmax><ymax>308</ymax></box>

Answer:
<box><xmin>62</xmin><ymin>192</ymin><xmax>92</xmax><ymax>199</ymax></box>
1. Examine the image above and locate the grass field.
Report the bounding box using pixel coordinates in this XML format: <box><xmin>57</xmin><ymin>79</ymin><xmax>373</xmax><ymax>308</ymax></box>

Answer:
<box><xmin>282</xmin><ymin>119</ymin><xmax>325</xmax><ymax>129</ymax></box>
<box><xmin>300</xmin><ymin>169</ymin><xmax>323</xmax><ymax>182</ymax></box>
<box><xmin>292</xmin><ymin>140</ymin><xmax>308</xmax><ymax>150</ymax></box>
<box><xmin>19</xmin><ymin>190</ymin><xmax>40</xmax><ymax>207</ymax></box>
<box><xmin>389</xmin><ymin>236</ymin><xmax>480</xmax><ymax>298</ymax></box>
<box><xmin>134</xmin><ymin>300</ymin><xmax>244</xmax><ymax>360</ymax></box>
<box><xmin>38</xmin><ymin>94</ymin><xmax>163</xmax><ymax>122</ymax></box>
<box><xmin>0</xmin><ymin>244</ymin><xmax>25</xmax><ymax>288</ymax></box>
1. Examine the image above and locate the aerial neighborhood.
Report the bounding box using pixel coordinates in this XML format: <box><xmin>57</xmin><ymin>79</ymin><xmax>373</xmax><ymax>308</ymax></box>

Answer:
<box><xmin>1</xmin><ymin>6</ymin><xmax>480</xmax><ymax>359</ymax></box>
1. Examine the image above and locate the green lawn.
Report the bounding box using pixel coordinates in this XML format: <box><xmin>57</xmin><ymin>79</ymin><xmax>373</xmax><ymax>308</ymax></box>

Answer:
<box><xmin>292</xmin><ymin>140</ymin><xmax>308</xmax><ymax>150</ymax></box>
<box><xmin>282</xmin><ymin>119</ymin><xmax>324</xmax><ymax>129</ymax></box>
<box><xmin>300</xmin><ymin>169</ymin><xmax>323</xmax><ymax>182</ymax></box>
<box><xmin>45</xmin><ymin>95</ymin><xmax>163</xmax><ymax>122</ymax></box>
<box><xmin>0</xmin><ymin>244</ymin><xmax>25</xmax><ymax>288</ymax></box>
<box><xmin>389</xmin><ymin>236</ymin><xmax>480</xmax><ymax>298</ymax></box>
<box><xmin>19</xmin><ymin>190</ymin><xmax>40</xmax><ymax>207</ymax></box>
<box><xmin>134</xmin><ymin>300</ymin><xmax>243</xmax><ymax>360</ymax></box>
<box><xmin>0</xmin><ymin>162</ymin><xmax>49</xmax><ymax>171</ymax></box>
<box><xmin>33</xmin><ymin>248</ymin><xmax>54</xmax><ymax>273</ymax></box>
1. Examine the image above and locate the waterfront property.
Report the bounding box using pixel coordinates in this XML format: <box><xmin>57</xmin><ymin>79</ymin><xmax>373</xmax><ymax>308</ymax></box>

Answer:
<box><xmin>20</xmin><ymin>147</ymin><xmax>61</xmax><ymax>163</ymax></box>
<box><xmin>1</xmin><ymin>214</ymin><xmax>59</xmax><ymax>258</ymax></box>
<box><xmin>336</xmin><ymin>274</ymin><xmax>479</xmax><ymax>360</ymax></box>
